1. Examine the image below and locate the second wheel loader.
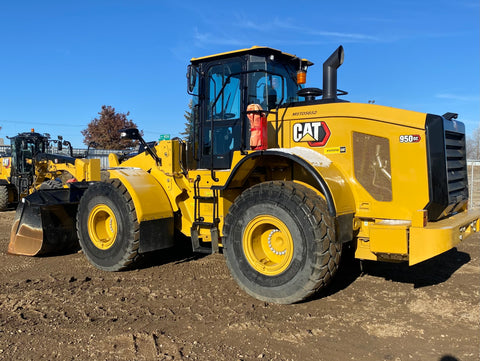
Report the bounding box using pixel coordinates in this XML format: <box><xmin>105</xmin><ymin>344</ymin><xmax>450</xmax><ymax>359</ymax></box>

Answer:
<box><xmin>2</xmin><ymin>130</ymin><xmax>100</xmax><ymax>255</ymax></box>
<box><xmin>8</xmin><ymin>46</ymin><xmax>479</xmax><ymax>304</ymax></box>
<box><xmin>0</xmin><ymin>130</ymin><xmax>98</xmax><ymax>210</ymax></box>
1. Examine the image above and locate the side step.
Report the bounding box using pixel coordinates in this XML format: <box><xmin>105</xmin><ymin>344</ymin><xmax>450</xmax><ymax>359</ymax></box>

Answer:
<box><xmin>191</xmin><ymin>221</ymin><xmax>219</xmax><ymax>254</ymax></box>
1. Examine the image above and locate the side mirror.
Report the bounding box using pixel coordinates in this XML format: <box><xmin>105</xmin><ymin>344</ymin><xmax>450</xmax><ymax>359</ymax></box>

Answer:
<box><xmin>119</xmin><ymin>128</ymin><xmax>162</xmax><ymax>166</ymax></box>
<box><xmin>120</xmin><ymin>128</ymin><xmax>141</xmax><ymax>140</ymax></box>
<box><xmin>187</xmin><ymin>65</ymin><xmax>197</xmax><ymax>94</ymax></box>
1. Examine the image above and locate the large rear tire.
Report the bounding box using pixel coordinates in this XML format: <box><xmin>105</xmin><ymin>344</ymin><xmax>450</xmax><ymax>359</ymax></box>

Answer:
<box><xmin>0</xmin><ymin>185</ymin><xmax>8</xmax><ymax>211</ymax></box>
<box><xmin>223</xmin><ymin>181</ymin><xmax>341</xmax><ymax>304</ymax></box>
<box><xmin>77</xmin><ymin>179</ymin><xmax>140</xmax><ymax>271</ymax></box>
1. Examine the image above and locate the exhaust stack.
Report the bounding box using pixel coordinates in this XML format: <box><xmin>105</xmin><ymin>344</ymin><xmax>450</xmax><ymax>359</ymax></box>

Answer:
<box><xmin>322</xmin><ymin>46</ymin><xmax>344</xmax><ymax>100</ymax></box>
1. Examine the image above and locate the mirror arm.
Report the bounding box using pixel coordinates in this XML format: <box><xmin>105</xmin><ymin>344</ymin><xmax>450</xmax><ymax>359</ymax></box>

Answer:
<box><xmin>120</xmin><ymin>128</ymin><xmax>162</xmax><ymax>166</ymax></box>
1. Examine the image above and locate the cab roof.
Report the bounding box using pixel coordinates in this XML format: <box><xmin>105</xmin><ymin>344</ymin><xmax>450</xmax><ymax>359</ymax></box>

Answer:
<box><xmin>190</xmin><ymin>46</ymin><xmax>313</xmax><ymax>66</ymax></box>
<box><xmin>12</xmin><ymin>132</ymin><xmax>48</xmax><ymax>140</ymax></box>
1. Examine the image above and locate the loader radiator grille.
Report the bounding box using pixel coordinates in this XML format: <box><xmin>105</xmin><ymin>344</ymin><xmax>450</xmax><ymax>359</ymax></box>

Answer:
<box><xmin>445</xmin><ymin>130</ymin><xmax>468</xmax><ymax>200</ymax></box>
<box><xmin>425</xmin><ymin>114</ymin><xmax>469</xmax><ymax>221</ymax></box>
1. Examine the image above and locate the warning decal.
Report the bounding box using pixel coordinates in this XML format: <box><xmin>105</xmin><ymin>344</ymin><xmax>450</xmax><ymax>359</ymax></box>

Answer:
<box><xmin>324</xmin><ymin>146</ymin><xmax>346</xmax><ymax>154</ymax></box>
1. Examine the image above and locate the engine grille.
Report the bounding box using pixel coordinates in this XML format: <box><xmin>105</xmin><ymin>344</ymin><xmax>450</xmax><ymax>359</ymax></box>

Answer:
<box><xmin>425</xmin><ymin>114</ymin><xmax>469</xmax><ymax>221</ymax></box>
<box><xmin>445</xmin><ymin>131</ymin><xmax>468</xmax><ymax>201</ymax></box>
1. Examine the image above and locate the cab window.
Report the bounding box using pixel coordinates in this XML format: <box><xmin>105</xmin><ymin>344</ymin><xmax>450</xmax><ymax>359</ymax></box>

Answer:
<box><xmin>201</xmin><ymin>60</ymin><xmax>243</xmax><ymax>169</ymax></box>
<box><xmin>247</xmin><ymin>56</ymin><xmax>300</xmax><ymax>110</ymax></box>
<box><xmin>207</xmin><ymin>63</ymin><xmax>242</xmax><ymax>121</ymax></box>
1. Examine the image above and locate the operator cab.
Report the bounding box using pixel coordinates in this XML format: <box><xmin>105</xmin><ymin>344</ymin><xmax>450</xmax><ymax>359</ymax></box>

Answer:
<box><xmin>9</xmin><ymin>131</ymin><xmax>48</xmax><ymax>177</ymax></box>
<box><xmin>186</xmin><ymin>46</ymin><xmax>313</xmax><ymax>170</ymax></box>
<box><xmin>7</xmin><ymin>131</ymin><xmax>49</xmax><ymax>196</ymax></box>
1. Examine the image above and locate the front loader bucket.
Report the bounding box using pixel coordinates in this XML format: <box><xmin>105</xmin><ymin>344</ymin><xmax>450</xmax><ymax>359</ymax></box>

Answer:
<box><xmin>8</xmin><ymin>186</ymin><xmax>86</xmax><ymax>256</ymax></box>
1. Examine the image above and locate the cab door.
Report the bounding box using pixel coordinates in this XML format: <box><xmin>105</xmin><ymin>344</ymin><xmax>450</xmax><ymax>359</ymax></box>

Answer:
<box><xmin>198</xmin><ymin>59</ymin><xmax>245</xmax><ymax>170</ymax></box>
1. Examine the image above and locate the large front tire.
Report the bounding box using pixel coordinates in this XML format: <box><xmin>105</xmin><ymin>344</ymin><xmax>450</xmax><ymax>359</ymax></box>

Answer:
<box><xmin>223</xmin><ymin>181</ymin><xmax>341</xmax><ymax>304</ymax></box>
<box><xmin>77</xmin><ymin>180</ymin><xmax>140</xmax><ymax>271</ymax></box>
<box><xmin>0</xmin><ymin>185</ymin><xmax>9</xmax><ymax>211</ymax></box>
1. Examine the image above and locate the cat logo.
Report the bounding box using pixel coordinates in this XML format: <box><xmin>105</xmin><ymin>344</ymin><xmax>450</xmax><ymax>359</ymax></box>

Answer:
<box><xmin>292</xmin><ymin>121</ymin><xmax>330</xmax><ymax>147</ymax></box>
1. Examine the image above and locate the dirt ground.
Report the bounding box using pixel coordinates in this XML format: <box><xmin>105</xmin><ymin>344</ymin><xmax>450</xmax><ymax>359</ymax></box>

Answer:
<box><xmin>0</xmin><ymin>210</ymin><xmax>478</xmax><ymax>361</ymax></box>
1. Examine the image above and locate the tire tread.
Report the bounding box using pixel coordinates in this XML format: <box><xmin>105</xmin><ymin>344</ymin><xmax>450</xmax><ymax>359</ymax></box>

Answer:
<box><xmin>77</xmin><ymin>180</ymin><xmax>140</xmax><ymax>271</ymax></box>
<box><xmin>224</xmin><ymin>181</ymin><xmax>342</xmax><ymax>303</ymax></box>
<box><xmin>0</xmin><ymin>185</ymin><xmax>9</xmax><ymax>211</ymax></box>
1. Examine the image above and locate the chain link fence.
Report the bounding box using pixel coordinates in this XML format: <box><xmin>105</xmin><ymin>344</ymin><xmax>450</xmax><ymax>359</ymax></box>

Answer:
<box><xmin>0</xmin><ymin>145</ymin><xmax>11</xmax><ymax>156</ymax></box>
<box><xmin>74</xmin><ymin>149</ymin><xmax>125</xmax><ymax>168</ymax></box>
<box><xmin>0</xmin><ymin>145</ymin><xmax>126</xmax><ymax>169</ymax></box>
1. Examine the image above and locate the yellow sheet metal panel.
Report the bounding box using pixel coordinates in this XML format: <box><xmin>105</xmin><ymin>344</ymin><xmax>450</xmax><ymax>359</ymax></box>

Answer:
<box><xmin>312</xmin><ymin>159</ymin><xmax>356</xmax><ymax>216</ymax></box>
<box><xmin>108</xmin><ymin>153</ymin><xmax>120</xmax><ymax>167</ymax></box>
<box><xmin>108</xmin><ymin>168</ymin><xmax>173</xmax><ymax>222</ymax></box>
<box><xmin>369</xmin><ymin>221</ymin><xmax>409</xmax><ymax>254</ymax></box>
<box><xmin>87</xmin><ymin>158</ymin><xmax>101</xmax><ymax>181</ymax></box>
<box><xmin>73</xmin><ymin>158</ymin><xmax>101</xmax><ymax>182</ymax></box>
<box><xmin>409</xmin><ymin>208</ymin><xmax>480</xmax><ymax>265</ymax></box>
<box><xmin>271</xmin><ymin>102</ymin><xmax>427</xmax><ymax>132</ymax></box>
<box><xmin>264</xmin><ymin>147</ymin><xmax>356</xmax><ymax>216</ymax></box>
<box><xmin>270</xmin><ymin>102</ymin><xmax>430</xmax><ymax>222</ymax></box>
<box><xmin>119</xmin><ymin>149</ymin><xmax>156</xmax><ymax>169</ymax></box>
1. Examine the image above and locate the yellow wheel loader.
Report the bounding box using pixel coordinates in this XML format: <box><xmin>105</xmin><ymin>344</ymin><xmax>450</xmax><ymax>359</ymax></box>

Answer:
<box><xmin>0</xmin><ymin>157</ymin><xmax>13</xmax><ymax>211</ymax></box>
<box><xmin>2</xmin><ymin>130</ymin><xmax>100</xmax><ymax>255</ymax></box>
<box><xmin>0</xmin><ymin>131</ymin><xmax>47</xmax><ymax>210</ymax></box>
<box><xmin>9</xmin><ymin>46</ymin><xmax>479</xmax><ymax>304</ymax></box>
<box><xmin>0</xmin><ymin>130</ymin><xmax>93</xmax><ymax>208</ymax></box>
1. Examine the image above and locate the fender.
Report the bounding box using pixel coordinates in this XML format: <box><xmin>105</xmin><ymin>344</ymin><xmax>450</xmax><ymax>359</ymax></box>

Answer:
<box><xmin>219</xmin><ymin>148</ymin><xmax>355</xmax><ymax>217</ymax></box>
<box><xmin>108</xmin><ymin>167</ymin><xmax>175</xmax><ymax>253</ymax></box>
<box><xmin>217</xmin><ymin>148</ymin><xmax>356</xmax><ymax>243</ymax></box>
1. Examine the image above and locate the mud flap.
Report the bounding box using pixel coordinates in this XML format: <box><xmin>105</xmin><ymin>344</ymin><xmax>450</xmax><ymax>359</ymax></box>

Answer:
<box><xmin>8</xmin><ymin>183</ymin><xmax>89</xmax><ymax>256</ymax></box>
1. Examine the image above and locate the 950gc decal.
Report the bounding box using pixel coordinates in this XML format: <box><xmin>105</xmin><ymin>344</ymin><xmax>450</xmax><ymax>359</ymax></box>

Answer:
<box><xmin>399</xmin><ymin>134</ymin><xmax>421</xmax><ymax>143</ymax></box>
<box><xmin>292</xmin><ymin>121</ymin><xmax>330</xmax><ymax>147</ymax></box>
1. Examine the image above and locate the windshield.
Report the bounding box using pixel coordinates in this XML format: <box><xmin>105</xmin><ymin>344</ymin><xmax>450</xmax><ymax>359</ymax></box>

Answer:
<box><xmin>247</xmin><ymin>55</ymin><xmax>301</xmax><ymax>111</ymax></box>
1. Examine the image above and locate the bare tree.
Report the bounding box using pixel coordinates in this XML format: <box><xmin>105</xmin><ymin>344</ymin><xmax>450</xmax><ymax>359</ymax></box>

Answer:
<box><xmin>82</xmin><ymin>105</ymin><xmax>141</xmax><ymax>149</ymax></box>
<box><xmin>467</xmin><ymin>125</ymin><xmax>480</xmax><ymax>160</ymax></box>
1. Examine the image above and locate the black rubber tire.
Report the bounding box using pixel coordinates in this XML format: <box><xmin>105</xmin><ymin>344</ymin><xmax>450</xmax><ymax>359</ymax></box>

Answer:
<box><xmin>77</xmin><ymin>179</ymin><xmax>140</xmax><ymax>271</ymax></box>
<box><xmin>223</xmin><ymin>181</ymin><xmax>342</xmax><ymax>304</ymax></box>
<box><xmin>0</xmin><ymin>185</ymin><xmax>8</xmax><ymax>211</ymax></box>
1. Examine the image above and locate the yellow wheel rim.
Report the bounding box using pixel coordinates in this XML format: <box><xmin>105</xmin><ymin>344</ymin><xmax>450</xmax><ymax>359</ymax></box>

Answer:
<box><xmin>88</xmin><ymin>204</ymin><xmax>118</xmax><ymax>250</ymax></box>
<box><xmin>243</xmin><ymin>215</ymin><xmax>294</xmax><ymax>276</ymax></box>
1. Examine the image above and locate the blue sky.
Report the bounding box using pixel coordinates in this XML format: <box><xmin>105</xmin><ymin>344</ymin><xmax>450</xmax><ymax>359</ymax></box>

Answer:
<box><xmin>0</xmin><ymin>0</ymin><xmax>478</xmax><ymax>148</ymax></box>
